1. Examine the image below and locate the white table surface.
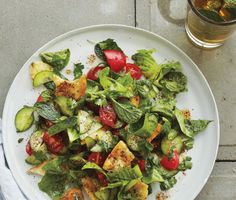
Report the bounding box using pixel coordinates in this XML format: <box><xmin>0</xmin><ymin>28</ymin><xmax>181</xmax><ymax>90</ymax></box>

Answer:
<box><xmin>0</xmin><ymin>0</ymin><xmax>235</xmax><ymax>199</ymax></box>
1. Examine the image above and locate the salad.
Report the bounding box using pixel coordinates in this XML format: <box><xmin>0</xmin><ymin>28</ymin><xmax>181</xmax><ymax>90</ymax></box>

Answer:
<box><xmin>15</xmin><ymin>38</ymin><xmax>211</xmax><ymax>200</ymax></box>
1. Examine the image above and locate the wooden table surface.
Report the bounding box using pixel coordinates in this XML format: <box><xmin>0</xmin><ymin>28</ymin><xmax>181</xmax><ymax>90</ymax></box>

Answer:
<box><xmin>0</xmin><ymin>0</ymin><xmax>235</xmax><ymax>199</ymax></box>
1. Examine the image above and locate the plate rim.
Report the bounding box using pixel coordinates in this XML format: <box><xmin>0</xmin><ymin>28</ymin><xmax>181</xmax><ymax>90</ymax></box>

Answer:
<box><xmin>2</xmin><ymin>24</ymin><xmax>220</xmax><ymax>200</ymax></box>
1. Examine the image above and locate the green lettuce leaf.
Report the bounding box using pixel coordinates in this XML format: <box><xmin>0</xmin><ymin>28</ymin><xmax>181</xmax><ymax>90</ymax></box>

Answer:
<box><xmin>106</xmin><ymin>165</ymin><xmax>142</xmax><ymax>182</ymax></box>
<box><xmin>175</xmin><ymin>108</ymin><xmax>211</xmax><ymax>138</ymax></box>
<box><xmin>74</xmin><ymin>62</ymin><xmax>84</xmax><ymax>79</ymax></box>
<box><xmin>48</xmin><ymin>117</ymin><xmax>77</xmax><ymax>136</ymax></box>
<box><xmin>40</xmin><ymin>49</ymin><xmax>70</xmax><ymax>71</ymax></box>
<box><xmin>82</xmin><ymin>162</ymin><xmax>106</xmax><ymax>175</ymax></box>
<box><xmin>94</xmin><ymin>38</ymin><xmax>122</xmax><ymax>60</ymax></box>
<box><xmin>159</xmin><ymin>72</ymin><xmax>187</xmax><ymax>93</ymax></box>
<box><xmin>128</xmin><ymin>113</ymin><xmax>158</xmax><ymax>138</ymax></box>
<box><xmin>142</xmin><ymin>168</ymin><xmax>164</xmax><ymax>184</ymax></box>
<box><xmin>132</xmin><ymin>49</ymin><xmax>161</xmax><ymax>80</ymax></box>
<box><xmin>38</xmin><ymin>172</ymin><xmax>66</xmax><ymax>199</ymax></box>
<box><xmin>154</xmin><ymin>61</ymin><xmax>181</xmax><ymax>85</ymax></box>
<box><xmin>34</xmin><ymin>102</ymin><xmax>61</xmax><ymax>122</ymax></box>
<box><xmin>187</xmin><ymin>120</ymin><xmax>212</xmax><ymax>134</ymax></box>
<box><xmin>85</xmin><ymin>80</ymin><xmax>107</xmax><ymax>106</ymax></box>
<box><xmin>111</xmin><ymin>98</ymin><xmax>142</xmax><ymax>124</ymax></box>
<box><xmin>98</xmin><ymin>67</ymin><xmax>135</xmax><ymax>98</ymax></box>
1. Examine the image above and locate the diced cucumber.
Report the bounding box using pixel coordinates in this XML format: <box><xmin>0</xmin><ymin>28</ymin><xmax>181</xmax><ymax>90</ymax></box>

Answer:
<box><xmin>25</xmin><ymin>155</ymin><xmax>42</xmax><ymax>165</ymax></box>
<box><xmin>161</xmin><ymin>135</ymin><xmax>183</xmax><ymax>155</ymax></box>
<box><xmin>133</xmin><ymin>165</ymin><xmax>143</xmax><ymax>177</ymax></box>
<box><xmin>33</xmin><ymin>70</ymin><xmax>54</xmax><ymax>87</ymax></box>
<box><xmin>84</xmin><ymin>137</ymin><xmax>96</xmax><ymax>149</ymax></box>
<box><xmin>126</xmin><ymin>135</ymin><xmax>142</xmax><ymax>151</ymax></box>
<box><xmin>29</xmin><ymin>131</ymin><xmax>45</xmax><ymax>152</ymax></box>
<box><xmin>30</xmin><ymin>61</ymin><xmax>52</xmax><ymax>79</ymax></box>
<box><xmin>67</xmin><ymin>127</ymin><xmax>80</xmax><ymax>143</ymax></box>
<box><xmin>80</xmin><ymin>121</ymin><xmax>103</xmax><ymax>140</ymax></box>
<box><xmin>90</xmin><ymin>144</ymin><xmax>103</xmax><ymax>152</ymax></box>
<box><xmin>77</xmin><ymin>110</ymin><xmax>94</xmax><ymax>134</ymax></box>
<box><xmin>15</xmin><ymin>106</ymin><xmax>34</xmax><ymax>132</ymax></box>
<box><xmin>55</xmin><ymin>96</ymin><xmax>74</xmax><ymax>117</ymax></box>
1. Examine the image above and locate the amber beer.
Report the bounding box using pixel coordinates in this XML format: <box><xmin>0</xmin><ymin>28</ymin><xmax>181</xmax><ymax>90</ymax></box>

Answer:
<box><xmin>186</xmin><ymin>0</ymin><xmax>236</xmax><ymax>48</ymax></box>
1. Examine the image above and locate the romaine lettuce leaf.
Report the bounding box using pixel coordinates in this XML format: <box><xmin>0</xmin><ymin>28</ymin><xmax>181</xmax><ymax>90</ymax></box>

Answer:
<box><xmin>106</xmin><ymin>165</ymin><xmax>142</xmax><ymax>182</ymax></box>
<box><xmin>99</xmin><ymin>67</ymin><xmax>135</xmax><ymax>98</ymax></box>
<box><xmin>128</xmin><ymin>113</ymin><xmax>158</xmax><ymax>138</ymax></box>
<box><xmin>132</xmin><ymin>49</ymin><xmax>161</xmax><ymax>80</ymax></box>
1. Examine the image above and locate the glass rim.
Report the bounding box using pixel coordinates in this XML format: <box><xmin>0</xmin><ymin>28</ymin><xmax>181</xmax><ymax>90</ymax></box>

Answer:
<box><xmin>188</xmin><ymin>0</ymin><xmax>236</xmax><ymax>26</ymax></box>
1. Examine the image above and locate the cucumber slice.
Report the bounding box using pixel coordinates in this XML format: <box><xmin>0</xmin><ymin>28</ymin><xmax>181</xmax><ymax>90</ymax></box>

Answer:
<box><xmin>161</xmin><ymin>135</ymin><xmax>183</xmax><ymax>155</ymax></box>
<box><xmin>25</xmin><ymin>155</ymin><xmax>42</xmax><ymax>165</ymax></box>
<box><xmin>30</xmin><ymin>61</ymin><xmax>52</xmax><ymax>79</ymax></box>
<box><xmin>55</xmin><ymin>96</ymin><xmax>74</xmax><ymax>117</ymax></box>
<box><xmin>15</xmin><ymin>107</ymin><xmax>34</xmax><ymax>132</ymax></box>
<box><xmin>77</xmin><ymin>110</ymin><xmax>94</xmax><ymax>134</ymax></box>
<box><xmin>33</xmin><ymin>70</ymin><xmax>54</xmax><ymax>87</ymax></box>
<box><xmin>29</xmin><ymin>131</ymin><xmax>45</xmax><ymax>152</ymax></box>
<box><xmin>90</xmin><ymin>144</ymin><xmax>103</xmax><ymax>152</ymax></box>
<box><xmin>126</xmin><ymin>135</ymin><xmax>142</xmax><ymax>151</ymax></box>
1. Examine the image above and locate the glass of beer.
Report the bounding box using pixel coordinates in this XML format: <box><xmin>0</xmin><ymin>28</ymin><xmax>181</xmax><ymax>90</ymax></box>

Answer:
<box><xmin>186</xmin><ymin>0</ymin><xmax>236</xmax><ymax>48</ymax></box>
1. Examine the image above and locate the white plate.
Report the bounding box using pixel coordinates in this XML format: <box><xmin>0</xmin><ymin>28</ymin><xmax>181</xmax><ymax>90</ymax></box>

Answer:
<box><xmin>2</xmin><ymin>25</ymin><xmax>219</xmax><ymax>200</ymax></box>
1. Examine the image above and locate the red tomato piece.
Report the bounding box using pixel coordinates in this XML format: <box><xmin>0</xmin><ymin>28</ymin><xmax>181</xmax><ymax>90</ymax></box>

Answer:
<box><xmin>97</xmin><ymin>172</ymin><xmax>108</xmax><ymax>187</ymax></box>
<box><xmin>26</xmin><ymin>142</ymin><xmax>33</xmax><ymax>156</ymax></box>
<box><xmin>87</xmin><ymin>66</ymin><xmax>104</xmax><ymax>81</ymax></box>
<box><xmin>104</xmin><ymin>50</ymin><xmax>126</xmax><ymax>72</ymax></box>
<box><xmin>160</xmin><ymin>151</ymin><xmax>180</xmax><ymax>170</ymax></box>
<box><xmin>36</xmin><ymin>95</ymin><xmax>43</xmax><ymax>102</ymax></box>
<box><xmin>99</xmin><ymin>104</ymin><xmax>117</xmax><ymax>127</ymax></box>
<box><xmin>43</xmin><ymin>132</ymin><xmax>64</xmax><ymax>154</ymax></box>
<box><xmin>87</xmin><ymin>152</ymin><xmax>100</xmax><ymax>164</ymax></box>
<box><xmin>124</xmin><ymin>63</ymin><xmax>142</xmax><ymax>80</ymax></box>
<box><xmin>137</xmin><ymin>159</ymin><xmax>146</xmax><ymax>171</ymax></box>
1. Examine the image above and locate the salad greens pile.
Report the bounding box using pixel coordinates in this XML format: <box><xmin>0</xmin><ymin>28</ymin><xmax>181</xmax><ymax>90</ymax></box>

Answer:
<box><xmin>15</xmin><ymin>38</ymin><xmax>211</xmax><ymax>200</ymax></box>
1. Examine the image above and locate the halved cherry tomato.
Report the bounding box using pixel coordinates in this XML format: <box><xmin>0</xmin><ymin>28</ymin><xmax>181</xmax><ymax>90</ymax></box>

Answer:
<box><xmin>36</xmin><ymin>95</ymin><xmax>43</xmax><ymax>102</ymax></box>
<box><xmin>87</xmin><ymin>66</ymin><xmax>104</xmax><ymax>81</ymax></box>
<box><xmin>160</xmin><ymin>151</ymin><xmax>180</xmax><ymax>170</ymax></box>
<box><xmin>43</xmin><ymin>132</ymin><xmax>64</xmax><ymax>154</ymax></box>
<box><xmin>124</xmin><ymin>63</ymin><xmax>142</xmax><ymax>80</ymax></box>
<box><xmin>99</xmin><ymin>104</ymin><xmax>117</xmax><ymax>127</ymax></box>
<box><xmin>97</xmin><ymin>172</ymin><xmax>108</xmax><ymax>187</ymax></box>
<box><xmin>26</xmin><ymin>142</ymin><xmax>33</xmax><ymax>156</ymax></box>
<box><xmin>137</xmin><ymin>159</ymin><xmax>146</xmax><ymax>171</ymax></box>
<box><xmin>104</xmin><ymin>50</ymin><xmax>126</xmax><ymax>72</ymax></box>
